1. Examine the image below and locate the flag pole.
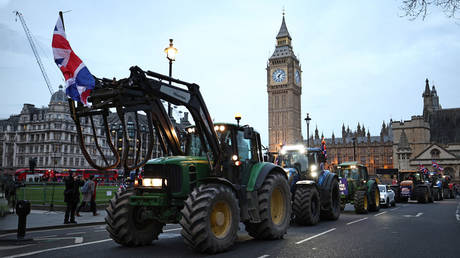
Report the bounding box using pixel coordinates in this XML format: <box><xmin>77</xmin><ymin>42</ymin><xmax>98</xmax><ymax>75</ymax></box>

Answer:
<box><xmin>59</xmin><ymin>11</ymin><xmax>65</xmax><ymax>30</ymax></box>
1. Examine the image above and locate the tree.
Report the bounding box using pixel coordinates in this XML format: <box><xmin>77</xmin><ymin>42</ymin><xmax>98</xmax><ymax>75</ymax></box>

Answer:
<box><xmin>401</xmin><ymin>0</ymin><xmax>460</xmax><ymax>19</ymax></box>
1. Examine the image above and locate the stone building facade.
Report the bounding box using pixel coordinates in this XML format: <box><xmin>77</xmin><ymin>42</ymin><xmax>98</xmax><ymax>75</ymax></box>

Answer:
<box><xmin>267</xmin><ymin>14</ymin><xmax>302</xmax><ymax>152</ymax></box>
<box><xmin>391</xmin><ymin>79</ymin><xmax>460</xmax><ymax>182</ymax></box>
<box><xmin>310</xmin><ymin>122</ymin><xmax>393</xmax><ymax>175</ymax></box>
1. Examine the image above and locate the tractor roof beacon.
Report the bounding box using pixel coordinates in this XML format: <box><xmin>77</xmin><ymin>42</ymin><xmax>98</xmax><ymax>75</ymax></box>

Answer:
<box><xmin>277</xmin><ymin>145</ymin><xmax>341</xmax><ymax>226</ymax></box>
<box><xmin>69</xmin><ymin>66</ymin><xmax>291</xmax><ymax>254</ymax></box>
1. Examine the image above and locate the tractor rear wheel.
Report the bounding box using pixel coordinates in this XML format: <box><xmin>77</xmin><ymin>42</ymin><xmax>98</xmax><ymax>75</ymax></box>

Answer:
<box><xmin>293</xmin><ymin>185</ymin><xmax>320</xmax><ymax>225</ymax></box>
<box><xmin>320</xmin><ymin>178</ymin><xmax>341</xmax><ymax>220</ymax></box>
<box><xmin>354</xmin><ymin>190</ymin><xmax>368</xmax><ymax>214</ymax></box>
<box><xmin>416</xmin><ymin>186</ymin><xmax>429</xmax><ymax>203</ymax></box>
<box><xmin>368</xmin><ymin>183</ymin><xmax>380</xmax><ymax>212</ymax></box>
<box><xmin>105</xmin><ymin>190</ymin><xmax>164</xmax><ymax>246</ymax></box>
<box><xmin>180</xmin><ymin>184</ymin><xmax>239</xmax><ymax>254</ymax></box>
<box><xmin>245</xmin><ymin>173</ymin><xmax>291</xmax><ymax>240</ymax></box>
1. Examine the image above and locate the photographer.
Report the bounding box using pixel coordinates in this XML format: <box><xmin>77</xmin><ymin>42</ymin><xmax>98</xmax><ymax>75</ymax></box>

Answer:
<box><xmin>63</xmin><ymin>172</ymin><xmax>83</xmax><ymax>224</ymax></box>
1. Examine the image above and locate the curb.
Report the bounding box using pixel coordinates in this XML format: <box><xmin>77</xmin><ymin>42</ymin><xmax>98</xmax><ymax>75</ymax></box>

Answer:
<box><xmin>0</xmin><ymin>221</ymin><xmax>106</xmax><ymax>235</ymax></box>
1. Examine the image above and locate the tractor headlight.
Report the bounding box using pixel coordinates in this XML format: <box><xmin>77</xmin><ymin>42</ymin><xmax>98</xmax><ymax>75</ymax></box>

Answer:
<box><xmin>310</xmin><ymin>164</ymin><xmax>318</xmax><ymax>171</ymax></box>
<box><xmin>142</xmin><ymin>178</ymin><xmax>167</xmax><ymax>188</ymax></box>
<box><xmin>311</xmin><ymin>171</ymin><xmax>318</xmax><ymax>177</ymax></box>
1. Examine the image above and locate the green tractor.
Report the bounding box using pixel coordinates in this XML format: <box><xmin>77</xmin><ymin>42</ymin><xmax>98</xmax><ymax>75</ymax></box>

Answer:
<box><xmin>69</xmin><ymin>66</ymin><xmax>291</xmax><ymax>254</ymax></box>
<box><xmin>337</xmin><ymin>162</ymin><xmax>380</xmax><ymax>214</ymax></box>
<box><xmin>277</xmin><ymin>145</ymin><xmax>340</xmax><ymax>225</ymax></box>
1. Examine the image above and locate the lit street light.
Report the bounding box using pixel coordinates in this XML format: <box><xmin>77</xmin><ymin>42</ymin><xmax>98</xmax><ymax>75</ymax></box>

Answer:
<box><xmin>304</xmin><ymin>113</ymin><xmax>311</xmax><ymax>147</ymax></box>
<box><xmin>164</xmin><ymin>38</ymin><xmax>178</xmax><ymax>118</ymax></box>
<box><xmin>235</xmin><ymin>113</ymin><xmax>242</xmax><ymax>127</ymax></box>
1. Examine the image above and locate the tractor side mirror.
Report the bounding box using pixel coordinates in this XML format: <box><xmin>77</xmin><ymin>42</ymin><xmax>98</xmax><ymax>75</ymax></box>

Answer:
<box><xmin>244</xmin><ymin>127</ymin><xmax>254</xmax><ymax>139</ymax></box>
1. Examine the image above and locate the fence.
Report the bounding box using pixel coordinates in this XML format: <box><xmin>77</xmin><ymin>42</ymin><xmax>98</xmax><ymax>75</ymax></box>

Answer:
<box><xmin>15</xmin><ymin>182</ymin><xmax>118</xmax><ymax>206</ymax></box>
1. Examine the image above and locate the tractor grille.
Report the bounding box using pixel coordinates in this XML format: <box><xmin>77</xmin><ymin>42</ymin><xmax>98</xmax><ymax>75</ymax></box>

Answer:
<box><xmin>143</xmin><ymin>164</ymin><xmax>182</xmax><ymax>193</ymax></box>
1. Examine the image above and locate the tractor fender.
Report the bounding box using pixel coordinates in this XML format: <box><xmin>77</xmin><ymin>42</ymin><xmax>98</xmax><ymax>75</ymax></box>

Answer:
<box><xmin>366</xmin><ymin>179</ymin><xmax>377</xmax><ymax>193</ymax></box>
<box><xmin>318</xmin><ymin>170</ymin><xmax>338</xmax><ymax>190</ymax></box>
<box><xmin>247</xmin><ymin>162</ymin><xmax>287</xmax><ymax>192</ymax></box>
<box><xmin>199</xmin><ymin>177</ymin><xmax>238</xmax><ymax>193</ymax></box>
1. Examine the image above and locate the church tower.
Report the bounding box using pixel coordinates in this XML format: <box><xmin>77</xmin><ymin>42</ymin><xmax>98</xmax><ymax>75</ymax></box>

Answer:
<box><xmin>267</xmin><ymin>14</ymin><xmax>302</xmax><ymax>152</ymax></box>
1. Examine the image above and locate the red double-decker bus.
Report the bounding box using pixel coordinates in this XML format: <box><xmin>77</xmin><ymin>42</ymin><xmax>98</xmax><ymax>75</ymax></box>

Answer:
<box><xmin>15</xmin><ymin>168</ymin><xmax>119</xmax><ymax>183</ymax></box>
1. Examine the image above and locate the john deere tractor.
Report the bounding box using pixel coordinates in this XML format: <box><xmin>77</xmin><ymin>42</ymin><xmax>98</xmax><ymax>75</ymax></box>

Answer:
<box><xmin>337</xmin><ymin>162</ymin><xmax>380</xmax><ymax>214</ymax></box>
<box><xmin>277</xmin><ymin>145</ymin><xmax>340</xmax><ymax>225</ymax></box>
<box><xmin>69</xmin><ymin>66</ymin><xmax>291</xmax><ymax>254</ymax></box>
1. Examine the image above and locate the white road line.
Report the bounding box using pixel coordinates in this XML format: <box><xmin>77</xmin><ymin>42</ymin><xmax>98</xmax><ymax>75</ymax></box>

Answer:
<box><xmin>374</xmin><ymin>211</ymin><xmax>387</xmax><ymax>217</ymax></box>
<box><xmin>34</xmin><ymin>236</ymin><xmax>84</xmax><ymax>244</ymax></box>
<box><xmin>163</xmin><ymin>227</ymin><xmax>181</xmax><ymax>232</ymax></box>
<box><xmin>416</xmin><ymin>212</ymin><xmax>423</xmax><ymax>217</ymax></box>
<box><xmin>347</xmin><ymin>217</ymin><xmax>368</xmax><ymax>225</ymax></box>
<box><xmin>3</xmin><ymin>238</ymin><xmax>112</xmax><ymax>258</ymax></box>
<box><xmin>66</xmin><ymin>232</ymin><xmax>85</xmax><ymax>235</ymax></box>
<box><xmin>258</xmin><ymin>255</ymin><xmax>270</xmax><ymax>258</ymax></box>
<box><xmin>295</xmin><ymin>228</ymin><xmax>336</xmax><ymax>244</ymax></box>
<box><xmin>456</xmin><ymin>201</ymin><xmax>460</xmax><ymax>222</ymax></box>
<box><xmin>41</xmin><ymin>235</ymin><xmax>57</xmax><ymax>238</ymax></box>
<box><xmin>390</xmin><ymin>207</ymin><xmax>400</xmax><ymax>211</ymax></box>
<box><xmin>0</xmin><ymin>225</ymin><xmax>101</xmax><ymax>238</ymax></box>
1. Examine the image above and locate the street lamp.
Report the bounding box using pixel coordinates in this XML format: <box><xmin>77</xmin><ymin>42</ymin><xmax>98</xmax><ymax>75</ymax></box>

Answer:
<box><xmin>164</xmin><ymin>39</ymin><xmax>178</xmax><ymax>118</ymax></box>
<box><xmin>352</xmin><ymin>136</ymin><xmax>357</xmax><ymax>161</ymax></box>
<box><xmin>304</xmin><ymin>113</ymin><xmax>311</xmax><ymax>147</ymax></box>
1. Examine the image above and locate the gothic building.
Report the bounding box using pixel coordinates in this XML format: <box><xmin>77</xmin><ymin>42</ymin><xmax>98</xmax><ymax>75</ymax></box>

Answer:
<box><xmin>310</xmin><ymin>122</ymin><xmax>394</xmax><ymax>175</ymax></box>
<box><xmin>267</xmin><ymin>14</ymin><xmax>302</xmax><ymax>152</ymax></box>
<box><xmin>392</xmin><ymin>79</ymin><xmax>460</xmax><ymax>182</ymax></box>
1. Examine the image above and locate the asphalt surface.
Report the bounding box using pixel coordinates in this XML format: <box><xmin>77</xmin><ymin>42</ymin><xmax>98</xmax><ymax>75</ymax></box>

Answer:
<box><xmin>1</xmin><ymin>199</ymin><xmax>459</xmax><ymax>258</ymax></box>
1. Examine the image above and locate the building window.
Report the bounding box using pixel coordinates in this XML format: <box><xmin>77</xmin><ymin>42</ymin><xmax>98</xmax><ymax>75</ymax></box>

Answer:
<box><xmin>430</xmin><ymin>148</ymin><xmax>440</xmax><ymax>159</ymax></box>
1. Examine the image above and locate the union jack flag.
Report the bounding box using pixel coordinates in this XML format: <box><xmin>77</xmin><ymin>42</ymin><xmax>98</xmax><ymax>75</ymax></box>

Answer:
<box><xmin>321</xmin><ymin>137</ymin><xmax>327</xmax><ymax>159</ymax></box>
<box><xmin>52</xmin><ymin>14</ymin><xmax>95</xmax><ymax>106</ymax></box>
<box><xmin>432</xmin><ymin>160</ymin><xmax>439</xmax><ymax>169</ymax></box>
<box><xmin>419</xmin><ymin>164</ymin><xmax>428</xmax><ymax>174</ymax></box>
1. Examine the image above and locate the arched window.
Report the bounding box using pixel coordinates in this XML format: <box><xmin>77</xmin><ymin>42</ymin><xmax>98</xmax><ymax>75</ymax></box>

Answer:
<box><xmin>430</xmin><ymin>148</ymin><xmax>440</xmax><ymax>158</ymax></box>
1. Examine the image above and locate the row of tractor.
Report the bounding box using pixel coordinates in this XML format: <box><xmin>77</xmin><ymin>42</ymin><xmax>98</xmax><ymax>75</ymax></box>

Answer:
<box><xmin>69</xmin><ymin>66</ymin><xmax>450</xmax><ymax>255</ymax></box>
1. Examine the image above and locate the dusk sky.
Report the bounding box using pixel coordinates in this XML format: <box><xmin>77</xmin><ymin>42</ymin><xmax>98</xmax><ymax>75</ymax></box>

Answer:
<box><xmin>1</xmin><ymin>0</ymin><xmax>459</xmax><ymax>146</ymax></box>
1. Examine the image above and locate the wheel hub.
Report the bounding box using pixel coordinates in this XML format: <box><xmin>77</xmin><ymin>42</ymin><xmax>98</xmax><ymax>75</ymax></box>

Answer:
<box><xmin>210</xmin><ymin>201</ymin><xmax>231</xmax><ymax>239</ymax></box>
<box><xmin>271</xmin><ymin>187</ymin><xmax>285</xmax><ymax>225</ymax></box>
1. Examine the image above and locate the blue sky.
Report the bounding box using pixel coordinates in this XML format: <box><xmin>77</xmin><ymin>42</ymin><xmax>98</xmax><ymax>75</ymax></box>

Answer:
<box><xmin>1</xmin><ymin>0</ymin><xmax>459</xmax><ymax>146</ymax></box>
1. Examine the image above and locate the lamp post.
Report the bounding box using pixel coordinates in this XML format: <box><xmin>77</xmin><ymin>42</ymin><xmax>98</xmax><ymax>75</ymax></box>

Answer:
<box><xmin>304</xmin><ymin>113</ymin><xmax>311</xmax><ymax>147</ymax></box>
<box><xmin>164</xmin><ymin>39</ymin><xmax>178</xmax><ymax>118</ymax></box>
<box><xmin>352</xmin><ymin>136</ymin><xmax>357</xmax><ymax>161</ymax></box>
<box><xmin>235</xmin><ymin>113</ymin><xmax>242</xmax><ymax>128</ymax></box>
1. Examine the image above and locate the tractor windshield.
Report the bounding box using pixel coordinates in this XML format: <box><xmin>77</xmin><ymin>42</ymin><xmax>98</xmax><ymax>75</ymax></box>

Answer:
<box><xmin>337</xmin><ymin>167</ymin><xmax>360</xmax><ymax>180</ymax></box>
<box><xmin>184</xmin><ymin>126</ymin><xmax>231</xmax><ymax>157</ymax></box>
<box><xmin>279</xmin><ymin>151</ymin><xmax>309</xmax><ymax>173</ymax></box>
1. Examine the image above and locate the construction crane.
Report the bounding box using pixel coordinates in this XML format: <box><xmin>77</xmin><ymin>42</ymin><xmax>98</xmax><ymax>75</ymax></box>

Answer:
<box><xmin>14</xmin><ymin>11</ymin><xmax>54</xmax><ymax>95</ymax></box>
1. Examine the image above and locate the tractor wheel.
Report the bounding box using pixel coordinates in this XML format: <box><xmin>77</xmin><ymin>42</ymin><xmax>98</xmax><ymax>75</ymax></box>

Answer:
<box><xmin>354</xmin><ymin>191</ymin><xmax>368</xmax><ymax>214</ymax></box>
<box><xmin>293</xmin><ymin>185</ymin><xmax>320</xmax><ymax>226</ymax></box>
<box><xmin>368</xmin><ymin>183</ymin><xmax>380</xmax><ymax>212</ymax></box>
<box><xmin>416</xmin><ymin>186</ymin><xmax>429</xmax><ymax>203</ymax></box>
<box><xmin>180</xmin><ymin>184</ymin><xmax>239</xmax><ymax>254</ymax></box>
<box><xmin>320</xmin><ymin>178</ymin><xmax>341</xmax><ymax>220</ymax></box>
<box><xmin>245</xmin><ymin>173</ymin><xmax>291</xmax><ymax>240</ymax></box>
<box><xmin>105</xmin><ymin>190</ymin><xmax>164</xmax><ymax>246</ymax></box>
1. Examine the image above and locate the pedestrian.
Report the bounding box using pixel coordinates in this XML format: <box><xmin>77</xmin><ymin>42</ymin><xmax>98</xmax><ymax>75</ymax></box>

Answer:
<box><xmin>76</xmin><ymin>176</ymin><xmax>95</xmax><ymax>216</ymax></box>
<box><xmin>90</xmin><ymin>176</ymin><xmax>99</xmax><ymax>216</ymax></box>
<box><xmin>64</xmin><ymin>172</ymin><xmax>83</xmax><ymax>224</ymax></box>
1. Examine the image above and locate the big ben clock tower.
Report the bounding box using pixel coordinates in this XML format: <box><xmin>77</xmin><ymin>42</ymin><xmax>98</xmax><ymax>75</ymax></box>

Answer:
<box><xmin>267</xmin><ymin>14</ymin><xmax>302</xmax><ymax>152</ymax></box>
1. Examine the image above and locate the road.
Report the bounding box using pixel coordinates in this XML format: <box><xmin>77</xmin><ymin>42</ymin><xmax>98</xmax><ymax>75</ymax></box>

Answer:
<box><xmin>1</xmin><ymin>199</ymin><xmax>459</xmax><ymax>258</ymax></box>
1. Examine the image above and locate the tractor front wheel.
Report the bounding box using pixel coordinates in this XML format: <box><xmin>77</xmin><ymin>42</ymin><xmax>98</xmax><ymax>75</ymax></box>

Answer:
<box><xmin>105</xmin><ymin>190</ymin><xmax>164</xmax><ymax>246</ymax></box>
<box><xmin>354</xmin><ymin>191</ymin><xmax>368</xmax><ymax>214</ymax></box>
<box><xmin>293</xmin><ymin>185</ymin><xmax>320</xmax><ymax>226</ymax></box>
<box><xmin>180</xmin><ymin>184</ymin><xmax>239</xmax><ymax>254</ymax></box>
<box><xmin>245</xmin><ymin>173</ymin><xmax>291</xmax><ymax>240</ymax></box>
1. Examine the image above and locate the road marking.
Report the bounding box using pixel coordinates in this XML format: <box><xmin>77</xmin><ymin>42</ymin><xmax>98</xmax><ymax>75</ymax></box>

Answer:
<box><xmin>3</xmin><ymin>238</ymin><xmax>112</xmax><ymax>258</ymax></box>
<box><xmin>34</xmin><ymin>236</ymin><xmax>84</xmax><ymax>244</ymax></box>
<box><xmin>347</xmin><ymin>217</ymin><xmax>368</xmax><ymax>225</ymax></box>
<box><xmin>258</xmin><ymin>255</ymin><xmax>270</xmax><ymax>258</ymax></box>
<box><xmin>390</xmin><ymin>207</ymin><xmax>400</xmax><ymax>211</ymax></box>
<box><xmin>374</xmin><ymin>211</ymin><xmax>387</xmax><ymax>217</ymax></box>
<box><xmin>0</xmin><ymin>225</ymin><xmax>101</xmax><ymax>238</ymax></box>
<box><xmin>456</xmin><ymin>201</ymin><xmax>460</xmax><ymax>221</ymax></box>
<box><xmin>295</xmin><ymin>228</ymin><xmax>336</xmax><ymax>244</ymax></box>
<box><xmin>403</xmin><ymin>212</ymin><xmax>423</xmax><ymax>218</ymax></box>
<box><xmin>66</xmin><ymin>232</ymin><xmax>85</xmax><ymax>235</ymax></box>
<box><xmin>163</xmin><ymin>227</ymin><xmax>181</xmax><ymax>232</ymax></box>
<box><xmin>41</xmin><ymin>235</ymin><xmax>57</xmax><ymax>238</ymax></box>
<box><xmin>93</xmin><ymin>229</ymin><xmax>106</xmax><ymax>232</ymax></box>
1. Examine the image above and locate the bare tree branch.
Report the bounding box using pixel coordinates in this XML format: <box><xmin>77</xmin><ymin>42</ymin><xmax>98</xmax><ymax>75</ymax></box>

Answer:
<box><xmin>400</xmin><ymin>0</ymin><xmax>460</xmax><ymax>20</ymax></box>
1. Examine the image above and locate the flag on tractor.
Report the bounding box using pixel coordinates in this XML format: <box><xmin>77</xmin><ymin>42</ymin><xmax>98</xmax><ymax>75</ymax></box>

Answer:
<box><xmin>432</xmin><ymin>160</ymin><xmax>439</xmax><ymax>169</ymax></box>
<box><xmin>52</xmin><ymin>14</ymin><xmax>95</xmax><ymax>106</ymax></box>
<box><xmin>419</xmin><ymin>164</ymin><xmax>428</xmax><ymax>174</ymax></box>
<box><xmin>321</xmin><ymin>137</ymin><xmax>327</xmax><ymax>159</ymax></box>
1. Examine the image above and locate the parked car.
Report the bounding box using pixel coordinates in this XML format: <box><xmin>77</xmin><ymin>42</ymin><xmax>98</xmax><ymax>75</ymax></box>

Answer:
<box><xmin>379</xmin><ymin>184</ymin><xmax>396</xmax><ymax>208</ymax></box>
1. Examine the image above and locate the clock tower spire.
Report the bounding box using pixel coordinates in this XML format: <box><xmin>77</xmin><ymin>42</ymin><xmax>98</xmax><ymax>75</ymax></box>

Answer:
<box><xmin>267</xmin><ymin>13</ymin><xmax>302</xmax><ymax>152</ymax></box>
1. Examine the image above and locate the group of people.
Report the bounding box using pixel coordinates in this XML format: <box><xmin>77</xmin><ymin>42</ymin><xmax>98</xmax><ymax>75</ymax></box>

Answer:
<box><xmin>63</xmin><ymin>172</ymin><xmax>99</xmax><ymax>224</ymax></box>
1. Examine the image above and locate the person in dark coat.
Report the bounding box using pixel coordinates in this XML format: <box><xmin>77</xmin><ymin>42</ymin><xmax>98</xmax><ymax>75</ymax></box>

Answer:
<box><xmin>64</xmin><ymin>172</ymin><xmax>83</xmax><ymax>224</ymax></box>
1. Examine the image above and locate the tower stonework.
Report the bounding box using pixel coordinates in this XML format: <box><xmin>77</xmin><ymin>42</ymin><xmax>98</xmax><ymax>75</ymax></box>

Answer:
<box><xmin>267</xmin><ymin>15</ymin><xmax>302</xmax><ymax>152</ymax></box>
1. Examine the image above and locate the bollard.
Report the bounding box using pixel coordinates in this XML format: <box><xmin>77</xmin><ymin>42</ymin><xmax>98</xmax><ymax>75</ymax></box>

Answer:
<box><xmin>15</xmin><ymin>200</ymin><xmax>31</xmax><ymax>239</ymax></box>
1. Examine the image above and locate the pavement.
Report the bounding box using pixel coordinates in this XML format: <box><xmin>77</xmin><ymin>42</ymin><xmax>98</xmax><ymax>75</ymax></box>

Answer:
<box><xmin>0</xmin><ymin>199</ymin><xmax>459</xmax><ymax>258</ymax></box>
<box><xmin>0</xmin><ymin>208</ymin><xmax>106</xmax><ymax>234</ymax></box>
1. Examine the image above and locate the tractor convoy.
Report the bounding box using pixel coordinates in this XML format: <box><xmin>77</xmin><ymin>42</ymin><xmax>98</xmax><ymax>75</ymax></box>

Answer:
<box><xmin>68</xmin><ymin>66</ymin><xmax>445</xmax><ymax>254</ymax></box>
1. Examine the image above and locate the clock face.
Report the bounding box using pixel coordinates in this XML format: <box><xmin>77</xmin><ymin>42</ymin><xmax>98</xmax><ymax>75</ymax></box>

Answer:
<box><xmin>295</xmin><ymin>70</ymin><xmax>301</xmax><ymax>84</ymax></box>
<box><xmin>272</xmin><ymin>69</ymin><xmax>286</xmax><ymax>83</ymax></box>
